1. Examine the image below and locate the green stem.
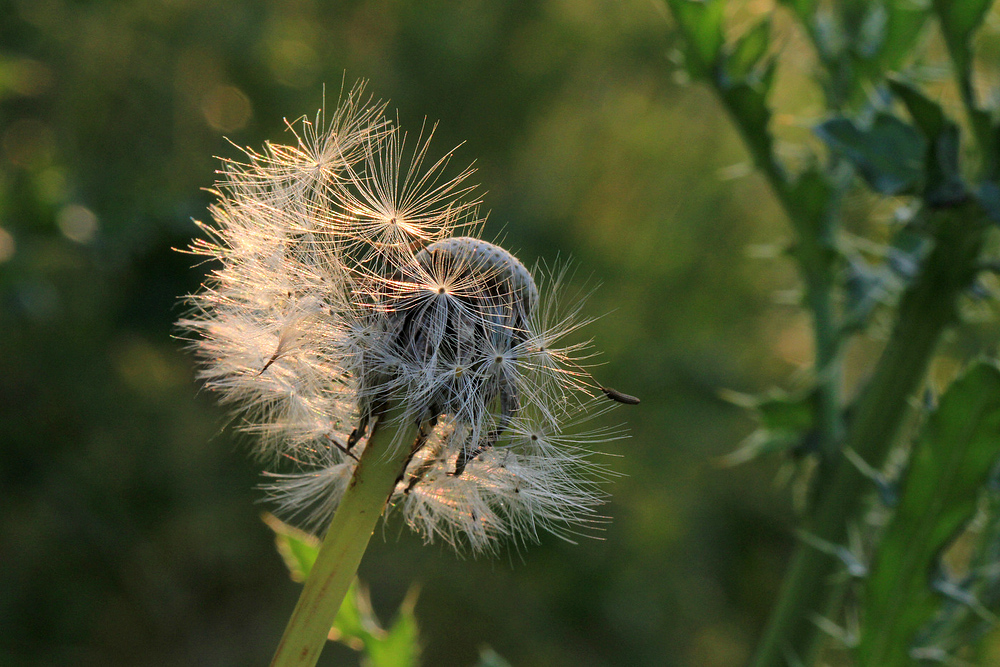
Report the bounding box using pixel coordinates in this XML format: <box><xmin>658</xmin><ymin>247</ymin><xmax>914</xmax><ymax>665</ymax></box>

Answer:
<box><xmin>270</xmin><ymin>413</ymin><xmax>418</xmax><ymax>667</ymax></box>
<box><xmin>934</xmin><ymin>7</ymin><xmax>992</xmax><ymax>172</ymax></box>
<box><xmin>718</xmin><ymin>96</ymin><xmax>845</xmax><ymax>462</ymax></box>
<box><xmin>751</xmin><ymin>203</ymin><xmax>988</xmax><ymax>667</ymax></box>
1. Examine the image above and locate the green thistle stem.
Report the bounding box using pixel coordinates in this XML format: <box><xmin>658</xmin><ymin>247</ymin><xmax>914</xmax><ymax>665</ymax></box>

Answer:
<box><xmin>270</xmin><ymin>413</ymin><xmax>418</xmax><ymax>667</ymax></box>
<box><xmin>751</xmin><ymin>203</ymin><xmax>988</xmax><ymax>666</ymax></box>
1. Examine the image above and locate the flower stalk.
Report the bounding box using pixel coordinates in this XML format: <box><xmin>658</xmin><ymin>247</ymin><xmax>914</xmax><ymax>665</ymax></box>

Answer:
<box><xmin>270</xmin><ymin>412</ymin><xmax>419</xmax><ymax>667</ymax></box>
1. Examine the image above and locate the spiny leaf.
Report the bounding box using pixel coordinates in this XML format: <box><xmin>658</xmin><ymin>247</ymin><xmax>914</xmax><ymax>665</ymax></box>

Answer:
<box><xmin>815</xmin><ymin>113</ymin><xmax>925</xmax><ymax>195</ymax></box>
<box><xmin>887</xmin><ymin>78</ymin><xmax>945</xmax><ymax>139</ymax></box>
<box><xmin>886</xmin><ymin>79</ymin><xmax>967</xmax><ymax>206</ymax></box>
<box><xmin>718</xmin><ymin>389</ymin><xmax>816</xmax><ymax>465</ymax></box>
<box><xmin>933</xmin><ymin>0</ymin><xmax>992</xmax><ymax>75</ymax></box>
<box><xmin>666</xmin><ymin>0</ymin><xmax>726</xmax><ymax>77</ymax></box>
<box><xmin>931</xmin><ymin>0</ymin><xmax>993</xmax><ymax>175</ymax></box>
<box><xmin>727</xmin><ymin>19</ymin><xmax>771</xmax><ymax>81</ymax></box>
<box><xmin>865</xmin><ymin>1</ymin><xmax>930</xmax><ymax>72</ymax></box>
<box><xmin>858</xmin><ymin>362</ymin><xmax>1000</xmax><ymax>666</ymax></box>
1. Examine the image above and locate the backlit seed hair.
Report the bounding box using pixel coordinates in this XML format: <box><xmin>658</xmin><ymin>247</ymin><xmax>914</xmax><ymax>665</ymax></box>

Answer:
<box><xmin>179</xmin><ymin>82</ymin><xmax>628</xmax><ymax>552</ymax></box>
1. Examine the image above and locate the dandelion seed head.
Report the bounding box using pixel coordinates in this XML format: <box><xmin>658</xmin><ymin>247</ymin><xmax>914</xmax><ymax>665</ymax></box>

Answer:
<box><xmin>179</xmin><ymin>82</ymin><xmax>625</xmax><ymax>553</ymax></box>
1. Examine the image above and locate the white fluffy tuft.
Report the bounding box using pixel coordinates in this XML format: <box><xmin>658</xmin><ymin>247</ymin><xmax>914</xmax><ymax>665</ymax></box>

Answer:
<box><xmin>180</xmin><ymin>82</ymin><xmax>623</xmax><ymax>553</ymax></box>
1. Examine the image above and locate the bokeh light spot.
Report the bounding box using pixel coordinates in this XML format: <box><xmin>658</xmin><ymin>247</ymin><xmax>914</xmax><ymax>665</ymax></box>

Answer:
<box><xmin>57</xmin><ymin>204</ymin><xmax>99</xmax><ymax>244</ymax></box>
<box><xmin>0</xmin><ymin>227</ymin><xmax>15</xmax><ymax>262</ymax></box>
<box><xmin>265</xmin><ymin>36</ymin><xmax>320</xmax><ymax>89</ymax></box>
<box><xmin>201</xmin><ymin>84</ymin><xmax>252</xmax><ymax>132</ymax></box>
<box><xmin>0</xmin><ymin>57</ymin><xmax>54</xmax><ymax>98</ymax></box>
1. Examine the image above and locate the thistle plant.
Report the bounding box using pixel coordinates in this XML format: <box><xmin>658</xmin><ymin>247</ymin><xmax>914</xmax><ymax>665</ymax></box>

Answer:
<box><xmin>179</xmin><ymin>84</ymin><xmax>626</xmax><ymax>666</ymax></box>
<box><xmin>668</xmin><ymin>1</ymin><xmax>1000</xmax><ymax>665</ymax></box>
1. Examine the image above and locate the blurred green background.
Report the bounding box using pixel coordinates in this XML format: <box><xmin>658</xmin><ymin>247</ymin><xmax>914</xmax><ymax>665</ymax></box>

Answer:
<box><xmin>0</xmin><ymin>1</ymin><xmax>846</xmax><ymax>665</ymax></box>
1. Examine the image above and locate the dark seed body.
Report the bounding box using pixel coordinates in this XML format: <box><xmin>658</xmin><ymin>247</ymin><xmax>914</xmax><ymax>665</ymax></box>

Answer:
<box><xmin>602</xmin><ymin>386</ymin><xmax>640</xmax><ymax>405</ymax></box>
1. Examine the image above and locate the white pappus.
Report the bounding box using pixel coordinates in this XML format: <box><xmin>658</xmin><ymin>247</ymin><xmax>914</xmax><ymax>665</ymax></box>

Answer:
<box><xmin>179</xmin><ymin>83</ymin><xmax>630</xmax><ymax>553</ymax></box>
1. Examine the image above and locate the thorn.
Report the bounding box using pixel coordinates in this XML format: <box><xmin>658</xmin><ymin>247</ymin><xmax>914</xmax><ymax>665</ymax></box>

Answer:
<box><xmin>796</xmin><ymin>529</ymin><xmax>868</xmax><ymax>578</ymax></box>
<box><xmin>808</xmin><ymin>611</ymin><xmax>858</xmax><ymax>648</ymax></box>
<box><xmin>842</xmin><ymin>447</ymin><xmax>897</xmax><ymax>507</ymax></box>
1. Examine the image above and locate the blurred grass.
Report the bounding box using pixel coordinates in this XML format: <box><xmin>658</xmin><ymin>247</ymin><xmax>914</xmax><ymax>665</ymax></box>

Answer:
<box><xmin>1</xmin><ymin>0</ymin><xmax>970</xmax><ymax>665</ymax></box>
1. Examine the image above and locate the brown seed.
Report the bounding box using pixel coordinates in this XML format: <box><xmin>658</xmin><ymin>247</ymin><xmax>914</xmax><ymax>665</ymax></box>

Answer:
<box><xmin>601</xmin><ymin>386</ymin><xmax>640</xmax><ymax>405</ymax></box>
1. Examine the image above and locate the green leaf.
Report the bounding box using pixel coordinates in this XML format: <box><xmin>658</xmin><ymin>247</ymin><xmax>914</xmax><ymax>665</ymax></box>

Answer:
<box><xmin>330</xmin><ymin>580</ymin><xmax>376</xmax><ymax>651</ymax></box>
<box><xmin>847</xmin><ymin>3</ymin><xmax>930</xmax><ymax>98</ymax></box>
<box><xmin>975</xmin><ymin>181</ymin><xmax>1000</xmax><ymax>225</ymax></box>
<box><xmin>727</xmin><ymin>19</ymin><xmax>771</xmax><ymax>81</ymax></box>
<box><xmin>858</xmin><ymin>363</ymin><xmax>1000</xmax><ymax>666</ymax></box>
<box><xmin>718</xmin><ymin>389</ymin><xmax>816</xmax><ymax>465</ymax></box>
<box><xmin>667</xmin><ymin>0</ymin><xmax>726</xmax><ymax>76</ymax></box>
<box><xmin>887</xmin><ymin>78</ymin><xmax>945</xmax><ymax>139</ymax></box>
<box><xmin>876</xmin><ymin>2</ymin><xmax>930</xmax><ymax>71</ymax></box>
<box><xmin>262</xmin><ymin>515</ymin><xmax>408</xmax><ymax>656</ymax></box>
<box><xmin>263</xmin><ymin>513</ymin><xmax>320</xmax><ymax>582</ymax></box>
<box><xmin>933</xmin><ymin>0</ymin><xmax>992</xmax><ymax>56</ymax></box>
<box><xmin>931</xmin><ymin>0</ymin><xmax>993</xmax><ymax>174</ymax></box>
<box><xmin>815</xmin><ymin>113</ymin><xmax>925</xmax><ymax>195</ymax></box>
<box><xmin>777</xmin><ymin>0</ymin><xmax>816</xmax><ymax>23</ymax></box>
<box><xmin>364</xmin><ymin>587</ymin><xmax>421</xmax><ymax>667</ymax></box>
<box><xmin>886</xmin><ymin>79</ymin><xmax>967</xmax><ymax>206</ymax></box>
<box><xmin>932</xmin><ymin>0</ymin><xmax>991</xmax><ymax>89</ymax></box>
<box><xmin>925</xmin><ymin>123</ymin><xmax>965</xmax><ymax>207</ymax></box>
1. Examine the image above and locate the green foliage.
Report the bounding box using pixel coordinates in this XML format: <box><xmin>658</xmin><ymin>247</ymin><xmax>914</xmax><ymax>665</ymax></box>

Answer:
<box><xmin>671</xmin><ymin>0</ymin><xmax>776</xmax><ymax>167</ymax></box>
<box><xmin>932</xmin><ymin>0</ymin><xmax>995</xmax><ymax>175</ymax></box>
<box><xmin>859</xmin><ymin>363</ymin><xmax>1000</xmax><ymax>665</ymax></box>
<box><xmin>726</xmin><ymin>19</ymin><xmax>771</xmax><ymax>81</ymax></box>
<box><xmin>265</xmin><ymin>514</ymin><xmax>421</xmax><ymax>667</ymax></box>
<box><xmin>918</xmin><ymin>478</ymin><xmax>1000</xmax><ymax>661</ymax></box>
<box><xmin>886</xmin><ymin>80</ymin><xmax>966</xmax><ymax>205</ymax></box>
<box><xmin>815</xmin><ymin>113</ymin><xmax>925</xmax><ymax>195</ymax></box>
<box><xmin>872</xmin><ymin>2</ymin><xmax>931</xmax><ymax>74</ymax></box>
<box><xmin>719</xmin><ymin>389</ymin><xmax>816</xmax><ymax>465</ymax></box>
<box><xmin>666</xmin><ymin>0</ymin><xmax>725</xmax><ymax>77</ymax></box>
<box><xmin>933</xmin><ymin>0</ymin><xmax>992</xmax><ymax>79</ymax></box>
<box><xmin>266</xmin><ymin>513</ymin><xmax>319</xmax><ymax>583</ymax></box>
<box><xmin>668</xmin><ymin>0</ymin><xmax>1000</xmax><ymax>665</ymax></box>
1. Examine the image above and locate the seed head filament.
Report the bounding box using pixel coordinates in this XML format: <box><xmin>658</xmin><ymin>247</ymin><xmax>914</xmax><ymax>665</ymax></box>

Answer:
<box><xmin>368</xmin><ymin>237</ymin><xmax>536</xmax><ymax>476</ymax></box>
<box><xmin>182</xmin><ymin>89</ymin><xmax>622</xmax><ymax>553</ymax></box>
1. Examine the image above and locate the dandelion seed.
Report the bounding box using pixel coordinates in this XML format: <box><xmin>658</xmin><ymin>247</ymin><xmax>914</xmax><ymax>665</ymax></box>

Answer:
<box><xmin>179</xmin><ymin>82</ymin><xmax>627</xmax><ymax>554</ymax></box>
